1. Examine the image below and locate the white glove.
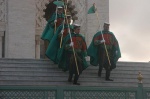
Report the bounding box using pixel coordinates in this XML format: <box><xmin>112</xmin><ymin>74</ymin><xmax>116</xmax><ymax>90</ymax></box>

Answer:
<box><xmin>60</xmin><ymin>30</ymin><xmax>64</xmax><ymax>34</ymax></box>
<box><xmin>69</xmin><ymin>42</ymin><xmax>74</xmax><ymax>46</ymax></box>
<box><xmin>54</xmin><ymin>19</ymin><xmax>57</xmax><ymax>23</ymax></box>
<box><xmin>100</xmin><ymin>39</ymin><xmax>105</xmax><ymax>43</ymax></box>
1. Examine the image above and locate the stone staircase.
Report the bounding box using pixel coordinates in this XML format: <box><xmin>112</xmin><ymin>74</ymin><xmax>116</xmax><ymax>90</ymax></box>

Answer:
<box><xmin>0</xmin><ymin>58</ymin><xmax>150</xmax><ymax>87</ymax></box>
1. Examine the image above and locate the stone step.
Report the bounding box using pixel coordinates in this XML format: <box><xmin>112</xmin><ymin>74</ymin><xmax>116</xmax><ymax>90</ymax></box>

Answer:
<box><xmin>0</xmin><ymin>58</ymin><xmax>51</xmax><ymax>63</ymax></box>
<box><xmin>0</xmin><ymin>75</ymin><xmax>149</xmax><ymax>82</ymax></box>
<box><xmin>1</xmin><ymin>64</ymin><xmax>150</xmax><ymax>69</ymax></box>
<box><xmin>1</xmin><ymin>80</ymin><xmax>150</xmax><ymax>87</ymax></box>
<box><xmin>0</xmin><ymin>58</ymin><xmax>149</xmax><ymax>87</ymax></box>
<box><xmin>0</xmin><ymin>61</ymin><xmax>150</xmax><ymax>68</ymax></box>
<box><xmin>0</xmin><ymin>58</ymin><xmax>149</xmax><ymax>66</ymax></box>
<box><xmin>0</xmin><ymin>71</ymin><xmax>149</xmax><ymax>78</ymax></box>
<box><xmin>117</xmin><ymin>62</ymin><xmax>150</xmax><ymax>66</ymax></box>
<box><xmin>1</xmin><ymin>70</ymin><xmax>150</xmax><ymax>75</ymax></box>
<box><xmin>0</xmin><ymin>67</ymin><xmax>150</xmax><ymax>72</ymax></box>
<box><xmin>0</xmin><ymin>61</ymin><xmax>52</xmax><ymax>64</ymax></box>
<box><xmin>0</xmin><ymin>63</ymin><xmax>53</xmax><ymax>66</ymax></box>
<box><xmin>0</xmin><ymin>81</ymin><xmax>139</xmax><ymax>87</ymax></box>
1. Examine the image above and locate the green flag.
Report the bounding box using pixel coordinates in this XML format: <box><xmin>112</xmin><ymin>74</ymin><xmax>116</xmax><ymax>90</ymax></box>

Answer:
<box><xmin>53</xmin><ymin>1</ymin><xmax>64</xmax><ymax>6</ymax></box>
<box><xmin>88</xmin><ymin>4</ymin><xmax>96</xmax><ymax>14</ymax></box>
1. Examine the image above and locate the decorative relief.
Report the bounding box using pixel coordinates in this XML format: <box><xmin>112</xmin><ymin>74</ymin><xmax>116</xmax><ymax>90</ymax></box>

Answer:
<box><xmin>35</xmin><ymin>0</ymin><xmax>87</xmax><ymax>35</ymax></box>
<box><xmin>35</xmin><ymin>0</ymin><xmax>50</xmax><ymax>31</ymax></box>
<box><xmin>0</xmin><ymin>0</ymin><xmax>6</xmax><ymax>22</ymax></box>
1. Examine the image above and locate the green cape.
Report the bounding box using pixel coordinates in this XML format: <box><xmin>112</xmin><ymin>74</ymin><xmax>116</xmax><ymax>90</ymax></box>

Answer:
<box><xmin>45</xmin><ymin>24</ymin><xmax>71</xmax><ymax>64</ymax></box>
<box><xmin>87</xmin><ymin>31</ymin><xmax>121</xmax><ymax>69</ymax></box>
<box><xmin>57</xmin><ymin>33</ymin><xmax>89</xmax><ymax>71</ymax></box>
<box><xmin>41</xmin><ymin>12</ymin><xmax>64</xmax><ymax>42</ymax></box>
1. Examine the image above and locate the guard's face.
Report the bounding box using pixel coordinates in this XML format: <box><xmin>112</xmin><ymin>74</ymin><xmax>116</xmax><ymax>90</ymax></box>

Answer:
<box><xmin>64</xmin><ymin>18</ymin><xmax>71</xmax><ymax>24</ymax></box>
<box><xmin>57</xmin><ymin>8</ymin><xmax>63</xmax><ymax>14</ymax></box>
<box><xmin>103</xmin><ymin>24</ymin><xmax>109</xmax><ymax>31</ymax></box>
<box><xmin>67</xmin><ymin>18</ymin><xmax>71</xmax><ymax>24</ymax></box>
<box><xmin>74</xmin><ymin>27</ymin><xmax>80</xmax><ymax>34</ymax></box>
<box><xmin>63</xmin><ymin>0</ymin><xmax>67</xmax><ymax>3</ymax></box>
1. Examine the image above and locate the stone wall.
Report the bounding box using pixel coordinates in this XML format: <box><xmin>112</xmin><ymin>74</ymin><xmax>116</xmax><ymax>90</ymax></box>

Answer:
<box><xmin>6</xmin><ymin>0</ymin><xmax>36</xmax><ymax>58</ymax></box>
<box><xmin>1</xmin><ymin>0</ymin><xmax>109</xmax><ymax>59</ymax></box>
<box><xmin>35</xmin><ymin>0</ymin><xmax>109</xmax><ymax>47</ymax></box>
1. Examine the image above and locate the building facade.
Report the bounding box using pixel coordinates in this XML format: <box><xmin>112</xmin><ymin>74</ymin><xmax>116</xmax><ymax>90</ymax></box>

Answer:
<box><xmin>0</xmin><ymin>0</ymin><xmax>109</xmax><ymax>59</ymax></box>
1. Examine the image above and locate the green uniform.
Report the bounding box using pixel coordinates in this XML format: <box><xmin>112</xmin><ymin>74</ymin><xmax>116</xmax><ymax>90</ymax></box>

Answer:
<box><xmin>57</xmin><ymin>33</ymin><xmax>88</xmax><ymax>72</ymax></box>
<box><xmin>45</xmin><ymin>24</ymin><xmax>71</xmax><ymax>64</ymax></box>
<box><xmin>87</xmin><ymin>30</ymin><xmax>121</xmax><ymax>80</ymax></box>
<box><xmin>57</xmin><ymin>32</ymin><xmax>89</xmax><ymax>84</ymax></box>
<box><xmin>41</xmin><ymin>12</ymin><xmax>64</xmax><ymax>42</ymax></box>
<box><xmin>87</xmin><ymin>31</ymin><xmax>121</xmax><ymax>68</ymax></box>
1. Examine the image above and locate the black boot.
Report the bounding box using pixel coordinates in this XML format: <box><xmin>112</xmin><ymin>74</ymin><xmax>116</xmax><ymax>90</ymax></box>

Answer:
<box><xmin>68</xmin><ymin>73</ymin><xmax>73</xmax><ymax>82</ymax></box>
<box><xmin>105</xmin><ymin>70</ymin><xmax>113</xmax><ymax>81</ymax></box>
<box><xmin>73</xmin><ymin>74</ymin><xmax>80</xmax><ymax>85</ymax></box>
<box><xmin>98</xmin><ymin>71</ymin><xmax>101</xmax><ymax>77</ymax></box>
<box><xmin>73</xmin><ymin>82</ymin><xmax>80</xmax><ymax>85</ymax></box>
<box><xmin>98</xmin><ymin>68</ymin><xmax>103</xmax><ymax>77</ymax></box>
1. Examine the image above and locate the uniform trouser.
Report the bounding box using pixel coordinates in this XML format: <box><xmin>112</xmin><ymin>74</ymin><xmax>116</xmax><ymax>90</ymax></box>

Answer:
<box><xmin>67</xmin><ymin>51</ymin><xmax>83</xmax><ymax>83</ymax></box>
<box><xmin>44</xmin><ymin>40</ymin><xmax>49</xmax><ymax>59</ymax></box>
<box><xmin>98</xmin><ymin>47</ymin><xmax>113</xmax><ymax>79</ymax></box>
<box><xmin>68</xmin><ymin>72</ymin><xmax>79</xmax><ymax>83</ymax></box>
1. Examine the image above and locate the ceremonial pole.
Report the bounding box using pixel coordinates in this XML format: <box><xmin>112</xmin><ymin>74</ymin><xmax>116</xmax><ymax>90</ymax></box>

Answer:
<box><xmin>59</xmin><ymin>0</ymin><xmax>66</xmax><ymax>48</ymax></box>
<box><xmin>93</xmin><ymin>3</ymin><xmax>111</xmax><ymax>66</ymax></box>
<box><xmin>59</xmin><ymin>20</ymin><xmax>64</xmax><ymax>48</ymax></box>
<box><xmin>54</xmin><ymin>0</ymin><xmax>58</xmax><ymax>34</ymax></box>
<box><xmin>63</xmin><ymin>0</ymin><xmax>79</xmax><ymax>75</ymax></box>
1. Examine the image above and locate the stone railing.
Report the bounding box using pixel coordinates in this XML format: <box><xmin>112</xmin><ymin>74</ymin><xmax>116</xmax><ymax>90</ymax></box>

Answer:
<box><xmin>0</xmin><ymin>72</ymin><xmax>147</xmax><ymax>99</ymax></box>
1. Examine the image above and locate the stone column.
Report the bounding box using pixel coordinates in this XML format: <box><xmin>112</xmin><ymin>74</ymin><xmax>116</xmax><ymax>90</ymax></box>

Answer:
<box><xmin>35</xmin><ymin>30</ymin><xmax>42</xmax><ymax>59</ymax></box>
<box><xmin>0</xmin><ymin>31</ymin><xmax>4</xmax><ymax>58</ymax></box>
<box><xmin>0</xmin><ymin>0</ymin><xmax>7</xmax><ymax>58</ymax></box>
<box><xmin>6</xmin><ymin>0</ymin><xmax>36</xmax><ymax>58</ymax></box>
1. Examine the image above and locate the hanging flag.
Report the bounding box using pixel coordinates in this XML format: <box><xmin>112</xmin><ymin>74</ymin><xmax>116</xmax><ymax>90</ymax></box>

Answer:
<box><xmin>88</xmin><ymin>4</ymin><xmax>96</xmax><ymax>14</ymax></box>
<box><xmin>53</xmin><ymin>1</ymin><xmax>64</xmax><ymax>6</ymax></box>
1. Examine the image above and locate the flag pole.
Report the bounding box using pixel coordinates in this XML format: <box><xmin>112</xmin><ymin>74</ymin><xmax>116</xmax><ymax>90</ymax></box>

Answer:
<box><xmin>59</xmin><ymin>20</ymin><xmax>64</xmax><ymax>48</ymax></box>
<box><xmin>62</xmin><ymin>0</ymin><xmax>79</xmax><ymax>75</ymax></box>
<box><xmin>53</xmin><ymin>0</ymin><xmax>65</xmax><ymax>48</ymax></box>
<box><xmin>93</xmin><ymin>3</ymin><xmax>111</xmax><ymax>67</ymax></box>
<box><xmin>59</xmin><ymin>0</ymin><xmax>66</xmax><ymax>48</ymax></box>
<box><xmin>54</xmin><ymin>2</ymin><xmax>58</xmax><ymax>34</ymax></box>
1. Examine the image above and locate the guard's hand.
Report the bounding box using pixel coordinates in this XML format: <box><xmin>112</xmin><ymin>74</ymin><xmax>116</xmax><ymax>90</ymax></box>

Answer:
<box><xmin>54</xmin><ymin>19</ymin><xmax>57</xmax><ymax>23</ymax></box>
<box><xmin>69</xmin><ymin>42</ymin><xmax>74</xmax><ymax>47</ymax></box>
<box><xmin>100</xmin><ymin>39</ymin><xmax>105</xmax><ymax>44</ymax></box>
<box><xmin>94</xmin><ymin>40</ymin><xmax>100</xmax><ymax>45</ymax></box>
<box><xmin>60</xmin><ymin>30</ymin><xmax>64</xmax><ymax>34</ymax></box>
